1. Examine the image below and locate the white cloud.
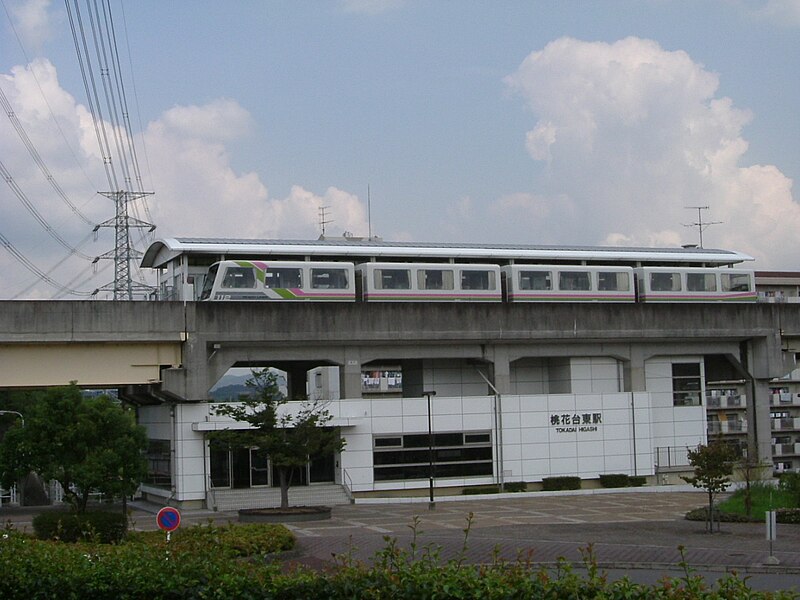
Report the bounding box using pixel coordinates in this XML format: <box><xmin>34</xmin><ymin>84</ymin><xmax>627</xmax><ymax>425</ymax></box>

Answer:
<box><xmin>7</xmin><ymin>0</ymin><xmax>53</xmax><ymax>51</ymax></box>
<box><xmin>502</xmin><ymin>36</ymin><xmax>798</xmax><ymax>268</ymax></box>
<box><xmin>0</xmin><ymin>60</ymin><xmax>369</xmax><ymax>298</ymax></box>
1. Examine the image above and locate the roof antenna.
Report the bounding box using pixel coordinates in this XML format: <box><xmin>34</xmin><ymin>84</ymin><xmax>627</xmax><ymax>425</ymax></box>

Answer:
<box><xmin>318</xmin><ymin>205</ymin><xmax>333</xmax><ymax>238</ymax></box>
<box><xmin>682</xmin><ymin>206</ymin><xmax>722</xmax><ymax>248</ymax></box>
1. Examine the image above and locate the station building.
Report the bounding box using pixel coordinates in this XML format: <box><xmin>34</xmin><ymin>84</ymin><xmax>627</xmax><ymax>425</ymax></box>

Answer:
<box><xmin>130</xmin><ymin>237</ymin><xmax>794</xmax><ymax>510</ymax></box>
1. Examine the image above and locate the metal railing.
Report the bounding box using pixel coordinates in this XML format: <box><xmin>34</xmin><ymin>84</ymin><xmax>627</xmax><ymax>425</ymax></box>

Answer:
<box><xmin>654</xmin><ymin>446</ymin><xmax>691</xmax><ymax>469</ymax></box>
<box><xmin>341</xmin><ymin>468</ymin><xmax>355</xmax><ymax>503</ymax></box>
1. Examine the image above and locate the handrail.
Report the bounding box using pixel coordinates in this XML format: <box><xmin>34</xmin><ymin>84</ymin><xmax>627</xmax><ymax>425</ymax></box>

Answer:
<box><xmin>342</xmin><ymin>468</ymin><xmax>354</xmax><ymax>502</ymax></box>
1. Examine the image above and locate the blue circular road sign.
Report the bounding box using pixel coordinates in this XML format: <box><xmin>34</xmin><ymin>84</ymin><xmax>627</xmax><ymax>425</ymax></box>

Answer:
<box><xmin>156</xmin><ymin>506</ymin><xmax>181</xmax><ymax>532</ymax></box>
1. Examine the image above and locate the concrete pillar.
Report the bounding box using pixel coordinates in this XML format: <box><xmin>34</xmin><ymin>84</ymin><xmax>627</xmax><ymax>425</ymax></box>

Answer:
<box><xmin>491</xmin><ymin>346</ymin><xmax>512</xmax><ymax>395</ymax></box>
<box><xmin>341</xmin><ymin>347</ymin><xmax>362</xmax><ymax>399</ymax></box>
<box><xmin>623</xmin><ymin>345</ymin><xmax>647</xmax><ymax>392</ymax></box>
<box><xmin>747</xmin><ymin>379</ymin><xmax>774</xmax><ymax>464</ymax></box>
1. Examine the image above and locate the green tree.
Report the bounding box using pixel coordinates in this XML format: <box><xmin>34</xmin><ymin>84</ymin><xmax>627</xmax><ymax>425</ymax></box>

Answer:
<box><xmin>682</xmin><ymin>439</ymin><xmax>737</xmax><ymax>532</ymax></box>
<box><xmin>0</xmin><ymin>385</ymin><xmax>147</xmax><ymax>513</ymax></box>
<box><xmin>211</xmin><ymin>369</ymin><xmax>345</xmax><ymax>509</ymax></box>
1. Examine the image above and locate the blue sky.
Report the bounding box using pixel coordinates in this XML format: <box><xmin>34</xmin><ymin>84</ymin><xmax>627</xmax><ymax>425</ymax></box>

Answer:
<box><xmin>1</xmin><ymin>0</ymin><xmax>799</xmax><ymax>298</ymax></box>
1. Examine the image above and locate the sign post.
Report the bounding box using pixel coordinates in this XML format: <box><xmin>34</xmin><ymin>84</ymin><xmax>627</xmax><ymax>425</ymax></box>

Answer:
<box><xmin>765</xmin><ymin>510</ymin><xmax>779</xmax><ymax>565</ymax></box>
<box><xmin>156</xmin><ymin>506</ymin><xmax>181</xmax><ymax>543</ymax></box>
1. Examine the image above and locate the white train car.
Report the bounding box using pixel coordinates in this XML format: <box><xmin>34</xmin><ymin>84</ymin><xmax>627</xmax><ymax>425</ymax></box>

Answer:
<box><xmin>356</xmin><ymin>262</ymin><xmax>502</xmax><ymax>302</ymax></box>
<box><xmin>635</xmin><ymin>267</ymin><xmax>756</xmax><ymax>303</ymax></box>
<box><xmin>502</xmin><ymin>265</ymin><xmax>636</xmax><ymax>302</ymax></box>
<box><xmin>199</xmin><ymin>260</ymin><xmax>355</xmax><ymax>301</ymax></box>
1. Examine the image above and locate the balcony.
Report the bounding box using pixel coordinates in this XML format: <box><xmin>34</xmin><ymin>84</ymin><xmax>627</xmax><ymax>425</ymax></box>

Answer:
<box><xmin>707</xmin><ymin>420</ymin><xmax>747</xmax><ymax>435</ymax></box>
<box><xmin>772</xmin><ymin>417</ymin><xmax>800</xmax><ymax>431</ymax></box>
<box><xmin>706</xmin><ymin>392</ymin><xmax>745</xmax><ymax>409</ymax></box>
<box><xmin>770</xmin><ymin>393</ymin><xmax>800</xmax><ymax>407</ymax></box>
<box><xmin>772</xmin><ymin>443</ymin><xmax>800</xmax><ymax>456</ymax></box>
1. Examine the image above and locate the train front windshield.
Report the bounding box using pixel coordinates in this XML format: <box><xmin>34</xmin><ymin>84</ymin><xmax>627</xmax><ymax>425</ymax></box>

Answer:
<box><xmin>199</xmin><ymin>264</ymin><xmax>220</xmax><ymax>300</ymax></box>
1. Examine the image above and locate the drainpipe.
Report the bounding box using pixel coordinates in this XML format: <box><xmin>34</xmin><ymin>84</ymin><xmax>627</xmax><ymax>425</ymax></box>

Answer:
<box><xmin>475</xmin><ymin>370</ymin><xmax>504</xmax><ymax>492</ymax></box>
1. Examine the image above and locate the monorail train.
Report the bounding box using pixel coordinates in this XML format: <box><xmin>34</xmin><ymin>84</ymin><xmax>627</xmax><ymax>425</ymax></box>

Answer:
<box><xmin>199</xmin><ymin>259</ymin><xmax>756</xmax><ymax>303</ymax></box>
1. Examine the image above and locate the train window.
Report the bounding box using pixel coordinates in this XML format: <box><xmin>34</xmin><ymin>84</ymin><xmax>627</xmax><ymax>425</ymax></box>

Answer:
<box><xmin>559</xmin><ymin>271</ymin><xmax>591</xmax><ymax>291</ymax></box>
<box><xmin>311</xmin><ymin>268</ymin><xmax>349</xmax><ymax>289</ymax></box>
<box><xmin>650</xmin><ymin>272</ymin><xmax>681</xmax><ymax>292</ymax></box>
<box><xmin>418</xmin><ymin>269</ymin><xmax>454</xmax><ymax>290</ymax></box>
<box><xmin>519</xmin><ymin>271</ymin><xmax>552</xmax><ymax>291</ymax></box>
<box><xmin>597</xmin><ymin>271</ymin><xmax>630</xmax><ymax>291</ymax></box>
<box><xmin>376</xmin><ymin>269</ymin><xmax>411</xmax><ymax>290</ymax></box>
<box><xmin>687</xmin><ymin>272</ymin><xmax>717</xmax><ymax>292</ymax></box>
<box><xmin>221</xmin><ymin>266</ymin><xmax>256</xmax><ymax>289</ymax></box>
<box><xmin>721</xmin><ymin>273</ymin><xmax>752</xmax><ymax>292</ymax></box>
<box><xmin>461</xmin><ymin>270</ymin><xmax>495</xmax><ymax>290</ymax></box>
<box><xmin>200</xmin><ymin>264</ymin><xmax>219</xmax><ymax>299</ymax></box>
<box><xmin>264</xmin><ymin>267</ymin><xmax>302</xmax><ymax>288</ymax></box>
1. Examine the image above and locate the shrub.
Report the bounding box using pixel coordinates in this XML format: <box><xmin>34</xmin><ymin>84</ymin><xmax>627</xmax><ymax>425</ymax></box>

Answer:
<box><xmin>504</xmin><ymin>481</ymin><xmax>527</xmax><ymax>493</ymax></box>
<box><xmin>541</xmin><ymin>476</ymin><xmax>581</xmax><ymax>491</ymax></box>
<box><xmin>126</xmin><ymin>521</ymin><xmax>295</xmax><ymax>557</ymax></box>
<box><xmin>628</xmin><ymin>476</ymin><xmax>647</xmax><ymax>487</ymax></box>
<box><xmin>462</xmin><ymin>485</ymin><xmax>499</xmax><ymax>495</ymax></box>
<box><xmin>599</xmin><ymin>473</ymin><xmax>629</xmax><ymax>488</ymax></box>
<box><xmin>32</xmin><ymin>510</ymin><xmax>127</xmax><ymax>543</ymax></box>
<box><xmin>778</xmin><ymin>472</ymin><xmax>800</xmax><ymax>504</ymax></box>
<box><xmin>776</xmin><ymin>508</ymin><xmax>800</xmax><ymax>524</ymax></box>
<box><xmin>684</xmin><ymin>507</ymin><xmax>757</xmax><ymax>523</ymax></box>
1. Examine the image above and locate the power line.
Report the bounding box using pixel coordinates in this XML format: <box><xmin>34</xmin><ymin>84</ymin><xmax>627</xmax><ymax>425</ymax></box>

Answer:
<box><xmin>0</xmin><ymin>158</ymin><xmax>95</xmax><ymax>260</ymax></box>
<box><xmin>0</xmin><ymin>84</ymin><xmax>96</xmax><ymax>227</ymax></box>
<box><xmin>0</xmin><ymin>228</ymin><xmax>93</xmax><ymax>297</ymax></box>
<box><xmin>66</xmin><ymin>0</ymin><xmax>156</xmax><ymax>300</ymax></box>
<box><xmin>0</xmin><ymin>0</ymin><xmax>102</xmax><ymax>193</ymax></box>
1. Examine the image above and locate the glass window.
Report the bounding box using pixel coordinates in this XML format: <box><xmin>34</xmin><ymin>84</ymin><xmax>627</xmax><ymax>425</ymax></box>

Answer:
<box><xmin>145</xmin><ymin>440</ymin><xmax>172</xmax><ymax>488</ymax></box>
<box><xmin>687</xmin><ymin>272</ymin><xmax>717</xmax><ymax>292</ymax></box>
<box><xmin>210</xmin><ymin>446</ymin><xmax>231</xmax><ymax>488</ymax></box>
<box><xmin>559</xmin><ymin>271</ymin><xmax>591</xmax><ymax>291</ymax></box>
<box><xmin>250</xmin><ymin>449</ymin><xmax>269</xmax><ymax>486</ymax></box>
<box><xmin>221</xmin><ymin>266</ymin><xmax>256</xmax><ymax>289</ymax></box>
<box><xmin>519</xmin><ymin>270</ymin><xmax>552</xmax><ymax>291</ymax></box>
<box><xmin>373</xmin><ymin>430</ymin><xmax>493</xmax><ymax>482</ymax></box>
<box><xmin>311</xmin><ymin>268</ymin><xmax>349</xmax><ymax>289</ymax></box>
<box><xmin>597</xmin><ymin>271</ymin><xmax>630</xmax><ymax>292</ymax></box>
<box><xmin>650</xmin><ymin>272</ymin><xmax>681</xmax><ymax>292</ymax></box>
<box><xmin>672</xmin><ymin>363</ymin><xmax>701</xmax><ymax>406</ymax></box>
<box><xmin>264</xmin><ymin>267</ymin><xmax>302</xmax><ymax>288</ymax></box>
<box><xmin>418</xmin><ymin>269</ymin><xmax>454</xmax><ymax>290</ymax></box>
<box><xmin>200</xmin><ymin>264</ymin><xmax>219</xmax><ymax>300</ymax></box>
<box><xmin>461</xmin><ymin>270</ymin><xmax>495</xmax><ymax>290</ymax></box>
<box><xmin>375</xmin><ymin>269</ymin><xmax>411</xmax><ymax>290</ymax></box>
<box><xmin>374</xmin><ymin>437</ymin><xmax>403</xmax><ymax>448</ymax></box>
<box><xmin>721</xmin><ymin>273</ymin><xmax>752</xmax><ymax>292</ymax></box>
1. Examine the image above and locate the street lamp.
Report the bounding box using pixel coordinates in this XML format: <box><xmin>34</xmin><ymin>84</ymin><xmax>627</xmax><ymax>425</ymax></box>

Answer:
<box><xmin>0</xmin><ymin>410</ymin><xmax>24</xmax><ymax>428</ymax></box>
<box><xmin>423</xmin><ymin>390</ymin><xmax>437</xmax><ymax>510</ymax></box>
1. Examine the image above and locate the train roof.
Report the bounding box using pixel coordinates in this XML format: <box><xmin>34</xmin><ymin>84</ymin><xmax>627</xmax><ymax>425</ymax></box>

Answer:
<box><xmin>140</xmin><ymin>237</ymin><xmax>754</xmax><ymax>269</ymax></box>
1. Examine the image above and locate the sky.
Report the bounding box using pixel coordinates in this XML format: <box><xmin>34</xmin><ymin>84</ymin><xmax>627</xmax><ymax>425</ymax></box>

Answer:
<box><xmin>1</xmin><ymin>0</ymin><xmax>799</xmax><ymax>299</ymax></box>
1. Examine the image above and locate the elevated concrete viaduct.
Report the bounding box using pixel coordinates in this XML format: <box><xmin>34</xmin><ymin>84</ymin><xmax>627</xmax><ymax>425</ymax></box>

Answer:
<box><xmin>1</xmin><ymin>300</ymin><xmax>799</xmax><ymax>466</ymax></box>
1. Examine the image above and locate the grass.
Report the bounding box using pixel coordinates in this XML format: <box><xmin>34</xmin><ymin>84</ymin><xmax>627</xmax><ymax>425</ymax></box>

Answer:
<box><xmin>717</xmin><ymin>482</ymin><xmax>798</xmax><ymax>520</ymax></box>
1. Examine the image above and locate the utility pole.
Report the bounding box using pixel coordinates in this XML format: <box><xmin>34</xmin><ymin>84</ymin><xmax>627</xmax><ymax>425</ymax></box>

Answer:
<box><xmin>93</xmin><ymin>190</ymin><xmax>156</xmax><ymax>300</ymax></box>
<box><xmin>683</xmin><ymin>206</ymin><xmax>722</xmax><ymax>248</ymax></box>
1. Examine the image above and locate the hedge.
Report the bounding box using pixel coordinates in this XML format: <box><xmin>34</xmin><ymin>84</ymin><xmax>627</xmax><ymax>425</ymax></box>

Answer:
<box><xmin>1</xmin><ymin>527</ymin><xmax>797</xmax><ymax>599</ymax></box>
<box><xmin>32</xmin><ymin>510</ymin><xmax>128</xmax><ymax>544</ymax></box>
<box><xmin>599</xmin><ymin>474</ymin><xmax>630</xmax><ymax>488</ymax></box>
<box><xmin>542</xmin><ymin>476</ymin><xmax>581</xmax><ymax>491</ymax></box>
